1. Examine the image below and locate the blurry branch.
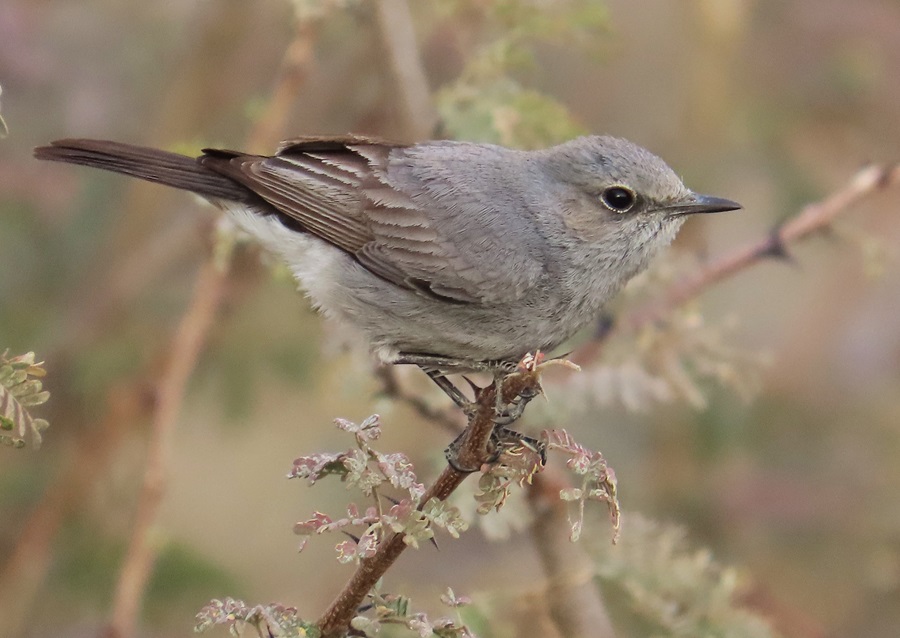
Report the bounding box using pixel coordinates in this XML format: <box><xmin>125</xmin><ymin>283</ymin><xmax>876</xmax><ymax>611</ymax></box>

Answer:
<box><xmin>592</xmin><ymin>514</ymin><xmax>782</xmax><ymax>638</ymax></box>
<box><xmin>578</xmin><ymin>162</ymin><xmax>900</xmax><ymax>362</ymax></box>
<box><xmin>3</xmin><ymin>5</ymin><xmax>321</xmax><ymax>636</ymax></box>
<box><xmin>0</xmin><ymin>83</ymin><xmax>8</xmax><ymax>138</ymax></box>
<box><xmin>46</xmin><ymin>216</ymin><xmax>200</xmax><ymax>358</ymax></box>
<box><xmin>375</xmin><ymin>0</ymin><xmax>437</xmax><ymax>139</ymax></box>
<box><xmin>103</xmin><ymin>15</ymin><xmax>322</xmax><ymax>638</ymax></box>
<box><xmin>1</xmin><ymin>6</ymin><xmax>257</xmax><ymax>632</ymax></box>
<box><xmin>0</xmin><ymin>382</ymin><xmax>151</xmax><ymax>638</ymax></box>
<box><xmin>0</xmin><ymin>352</ymin><xmax>50</xmax><ymax>449</ymax></box>
<box><xmin>245</xmin><ymin>15</ymin><xmax>317</xmax><ymax>153</ymax></box>
<box><xmin>105</xmin><ymin>251</ymin><xmax>233</xmax><ymax>638</ymax></box>
<box><xmin>318</xmin><ymin>367</ymin><xmax>546</xmax><ymax>638</ymax></box>
<box><xmin>529</xmin><ymin>470</ymin><xmax>616</xmax><ymax>638</ymax></box>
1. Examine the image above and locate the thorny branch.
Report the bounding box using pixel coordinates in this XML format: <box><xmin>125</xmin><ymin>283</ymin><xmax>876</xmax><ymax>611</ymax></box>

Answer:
<box><xmin>317</xmin><ymin>364</ymin><xmax>546</xmax><ymax>638</ymax></box>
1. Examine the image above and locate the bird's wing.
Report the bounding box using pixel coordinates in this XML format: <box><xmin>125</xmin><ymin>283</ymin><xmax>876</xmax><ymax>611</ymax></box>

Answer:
<box><xmin>200</xmin><ymin>137</ymin><xmax>543</xmax><ymax>304</ymax></box>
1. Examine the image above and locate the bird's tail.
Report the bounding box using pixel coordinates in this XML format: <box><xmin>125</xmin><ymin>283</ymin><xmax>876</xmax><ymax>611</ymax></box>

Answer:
<box><xmin>34</xmin><ymin>139</ymin><xmax>251</xmax><ymax>202</ymax></box>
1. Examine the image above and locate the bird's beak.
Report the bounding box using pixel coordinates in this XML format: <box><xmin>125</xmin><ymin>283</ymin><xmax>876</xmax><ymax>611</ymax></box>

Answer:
<box><xmin>666</xmin><ymin>193</ymin><xmax>742</xmax><ymax>217</ymax></box>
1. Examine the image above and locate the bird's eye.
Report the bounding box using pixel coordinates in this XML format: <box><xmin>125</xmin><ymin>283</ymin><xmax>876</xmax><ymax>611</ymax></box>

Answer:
<box><xmin>600</xmin><ymin>186</ymin><xmax>636</xmax><ymax>213</ymax></box>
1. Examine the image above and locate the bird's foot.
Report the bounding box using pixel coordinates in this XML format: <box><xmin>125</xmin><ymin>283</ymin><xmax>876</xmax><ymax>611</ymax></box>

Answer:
<box><xmin>443</xmin><ymin>424</ymin><xmax>546</xmax><ymax>472</ymax></box>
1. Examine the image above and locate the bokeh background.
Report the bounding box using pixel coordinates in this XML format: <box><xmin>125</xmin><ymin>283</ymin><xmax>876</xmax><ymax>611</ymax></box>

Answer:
<box><xmin>1</xmin><ymin>1</ymin><xmax>899</xmax><ymax>636</ymax></box>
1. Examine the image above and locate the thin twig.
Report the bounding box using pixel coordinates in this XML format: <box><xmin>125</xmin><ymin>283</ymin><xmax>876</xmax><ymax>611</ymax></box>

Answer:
<box><xmin>317</xmin><ymin>368</ymin><xmax>544</xmax><ymax>637</ymax></box>
<box><xmin>245</xmin><ymin>17</ymin><xmax>317</xmax><ymax>153</ymax></box>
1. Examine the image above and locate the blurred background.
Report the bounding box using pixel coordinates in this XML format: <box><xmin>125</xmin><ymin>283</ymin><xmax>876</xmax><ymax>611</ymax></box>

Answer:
<box><xmin>1</xmin><ymin>1</ymin><xmax>899</xmax><ymax>636</ymax></box>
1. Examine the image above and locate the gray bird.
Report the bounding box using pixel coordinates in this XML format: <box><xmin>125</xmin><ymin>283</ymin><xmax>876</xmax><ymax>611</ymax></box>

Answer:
<box><xmin>34</xmin><ymin>135</ymin><xmax>739</xmax><ymax>401</ymax></box>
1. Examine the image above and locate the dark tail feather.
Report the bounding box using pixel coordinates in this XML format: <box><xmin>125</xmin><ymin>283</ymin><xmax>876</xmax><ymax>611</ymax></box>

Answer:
<box><xmin>33</xmin><ymin>139</ymin><xmax>251</xmax><ymax>202</ymax></box>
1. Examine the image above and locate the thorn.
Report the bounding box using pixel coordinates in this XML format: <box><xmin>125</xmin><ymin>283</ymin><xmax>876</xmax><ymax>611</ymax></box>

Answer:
<box><xmin>342</xmin><ymin>531</ymin><xmax>361</xmax><ymax>543</ymax></box>
<box><xmin>876</xmin><ymin>164</ymin><xmax>897</xmax><ymax>188</ymax></box>
<box><xmin>462</xmin><ymin>375</ymin><xmax>481</xmax><ymax>395</ymax></box>
<box><xmin>762</xmin><ymin>222</ymin><xmax>795</xmax><ymax>263</ymax></box>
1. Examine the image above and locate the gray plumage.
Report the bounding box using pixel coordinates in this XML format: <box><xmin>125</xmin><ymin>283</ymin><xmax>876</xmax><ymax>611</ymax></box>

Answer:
<box><xmin>34</xmin><ymin>135</ymin><xmax>739</xmax><ymax>365</ymax></box>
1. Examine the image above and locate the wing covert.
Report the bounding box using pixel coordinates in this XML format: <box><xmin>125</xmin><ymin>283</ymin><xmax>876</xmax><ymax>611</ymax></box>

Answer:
<box><xmin>200</xmin><ymin>138</ymin><xmax>543</xmax><ymax>304</ymax></box>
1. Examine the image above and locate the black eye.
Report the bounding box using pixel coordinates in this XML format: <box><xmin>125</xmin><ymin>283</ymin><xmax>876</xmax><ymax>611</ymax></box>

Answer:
<box><xmin>600</xmin><ymin>186</ymin><xmax>636</xmax><ymax>213</ymax></box>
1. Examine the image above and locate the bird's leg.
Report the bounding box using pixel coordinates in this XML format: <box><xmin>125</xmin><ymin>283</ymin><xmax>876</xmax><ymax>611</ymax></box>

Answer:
<box><xmin>487</xmin><ymin>362</ymin><xmax>547</xmax><ymax>462</ymax></box>
<box><xmin>394</xmin><ymin>352</ymin><xmax>548</xmax><ymax>471</ymax></box>
<box><xmin>395</xmin><ymin>351</ymin><xmax>517</xmax><ymax>414</ymax></box>
<box><xmin>423</xmin><ymin>369</ymin><xmax>472</xmax><ymax>411</ymax></box>
<box><xmin>445</xmin><ymin>425</ymin><xmax>546</xmax><ymax>473</ymax></box>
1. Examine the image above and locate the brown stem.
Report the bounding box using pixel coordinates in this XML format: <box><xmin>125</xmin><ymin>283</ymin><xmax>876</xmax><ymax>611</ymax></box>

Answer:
<box><xmin>375</xmin><ymin>366</ymin><xmax>617</xmax><ymax>638</ymax></box>
<box><xmin>245</xmin><ymin>17</ymin><xmax>317</xmax><ymax>153</ymax></box>
<box><xmin>317</xmin><ymin>368</ymin><xmax>544</xmax><ymax>637</ymax></box>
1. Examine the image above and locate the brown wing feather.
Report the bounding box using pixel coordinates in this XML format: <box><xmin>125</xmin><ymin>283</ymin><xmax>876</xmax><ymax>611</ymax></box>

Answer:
<box><xmin>200</xmin><ymin>138</ymin><xmax>504</xmax><ymax>304</ymax></box>
<box><xmin>200</xmin><ymin>147</ymin><xmax>375</xmax><ymax>254</ymax></box>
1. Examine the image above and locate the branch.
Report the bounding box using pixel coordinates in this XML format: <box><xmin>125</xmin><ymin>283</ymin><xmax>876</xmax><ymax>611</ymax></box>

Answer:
<box><xmin>0</xmin><ymin>383</ymin><xmax>151</xmax><ymax>638</ymax></box>
<box><xmin>374</xmin><ymin>0</ymin><xmax>436</xmax><ymax>139</ymax></box>
<box><xmin>245</xmin><ymin>16</ymin><xmax>317</xmax><ymax>153</ymax></box>
<box><xmin>103</xmin><ymin>17</ymin><xmax>321</xmax><ymax>638</ymax></box>
<box><xmin>622</xmin><ymin>163</ymin><xmax>899</xmax><ymax>338</ymax></box>
<box><xmin>104</xmin><ymin>255</ymin><xmax>231</xmax><ymax>638</ymax></box>
<box><xmin>317</xmin><ymin>366</ymin><xmax>545</xmax><ymax>638</ymax></box>
<box><xmin>529</xmin><ymin>470</ymin><xmax>616</xmax><ymax>638</ymax></box>
<box><xmin>377</xmin><ymin>363</ymin><xmax>621</xmax><ymax>637</ymax></box>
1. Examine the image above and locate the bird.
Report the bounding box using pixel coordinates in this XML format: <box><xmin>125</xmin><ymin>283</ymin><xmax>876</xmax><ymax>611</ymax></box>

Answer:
<box><xmin>34</xmin><ymin>135</ymin><xmax>740</xmax><ymax>406</ymax></box>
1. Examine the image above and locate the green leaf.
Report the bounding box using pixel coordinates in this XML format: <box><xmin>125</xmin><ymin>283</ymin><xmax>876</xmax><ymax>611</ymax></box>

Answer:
<box><xmin>438</xmin><ymin>76</ymin><xmax>586</xmax><ymax>149</ymax></box>
<box><xmin>0</xmin><ymin>351</ymin><xmax>50</xmax><ymax>449</ymax></box>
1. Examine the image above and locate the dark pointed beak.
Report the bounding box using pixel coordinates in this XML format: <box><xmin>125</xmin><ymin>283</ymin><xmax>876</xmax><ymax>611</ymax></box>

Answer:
<box><xmin>666</xmin><ymin>193</ymin><xmax>742</xmax><ymax>217</ymax></box>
